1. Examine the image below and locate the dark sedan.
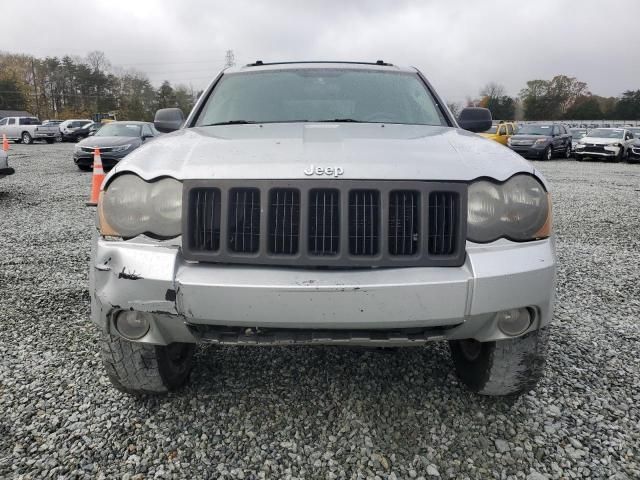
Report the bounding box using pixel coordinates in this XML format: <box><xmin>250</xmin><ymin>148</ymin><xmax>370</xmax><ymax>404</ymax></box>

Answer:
<box><xmin>629</xmin><ymin>139</ymin><xmax>640</xmax><ymax>164</ymax></box>
<box><xmin>507</xmin><ymin>124</ymin><xmax>572</xmax><ymax>160</ymax></box>
<box><xmin>73</xmin><ymin>121</ymin><xmax>159</xmax><ymax>171</ymax></box>
<box><xmin>65</xmin><ymin>121</ymin><xmax>100</xmax><ymax>142</ymax></box>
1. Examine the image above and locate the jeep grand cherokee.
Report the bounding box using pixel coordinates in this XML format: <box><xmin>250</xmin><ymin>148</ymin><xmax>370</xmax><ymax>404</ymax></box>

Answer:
<box><xmin>92</xmin><ymin>61</ymin><xmax>555</xmax><ymax>396</ymax></box>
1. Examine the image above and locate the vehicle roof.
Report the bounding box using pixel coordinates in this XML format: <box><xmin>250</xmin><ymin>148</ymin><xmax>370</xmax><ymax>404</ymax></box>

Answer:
<box><xmin>104</xmin><ymin>121</ymin><xmax>150</xmax><ymax>125</ymax></box>
<box><xmin>224</xmin><ymin>61</ymin><xmax>416</xmax><ymax>74</ymax></box>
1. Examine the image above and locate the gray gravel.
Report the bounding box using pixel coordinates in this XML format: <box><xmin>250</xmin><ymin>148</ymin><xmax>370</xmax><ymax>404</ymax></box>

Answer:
<box><xmin>1</xmin><ymin>143</ymin><xmax>639</xmax><ymax>479</ymax></box>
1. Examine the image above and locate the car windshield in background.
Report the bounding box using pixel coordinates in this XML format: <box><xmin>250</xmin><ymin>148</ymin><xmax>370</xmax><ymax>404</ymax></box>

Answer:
<box><xmin>95</xmin><ymin>124</ymin><xmax>142</xmax><ymax>137</ymax></box>
<box><xmin>516</xmin><ymin>125</ymin><xmax>552</xmax><ymax>135</ymax></box>
<box><xmin>570</xmin><ymin>129</ymin><xmax>587</xmax><ymax>138</ymax></box>
<box><xmin>587</xmin><ymin>128</ymin><xmax>623</xmax><ymax>139</ymax></box>
<box><xmin>484</xmin><ymin>126</ymin><xmax>498</xmax><ymax>134</ymax></box>
<box><xmin>195</xmin><ymin>69</ymin><xmax>448</xmax><ymax>126</ymax></box>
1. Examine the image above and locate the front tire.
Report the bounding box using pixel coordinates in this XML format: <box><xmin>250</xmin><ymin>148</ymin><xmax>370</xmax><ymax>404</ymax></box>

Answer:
<box><xmin>101</xmin><ymin>333</ymin><xmax>196</xmax><ymax>395</ymax></box>
<box><xmin>564</xmin><ymin>144</ymin><xmax>571</xmax><ymax>159</ymax></box>
<box><xmin>543</xmin><ymin>146</ymin><xmax>552</xmax><ymax>161</ymax></box>
<box><xmin>21</xmin><ymin>132</ymin><xmax>33</xmax><ymax>144</ymax></box>
<box><xmin>449</xmin><ymin>327</ymin><xmax>549</xmax><ymax>396</ymax></box>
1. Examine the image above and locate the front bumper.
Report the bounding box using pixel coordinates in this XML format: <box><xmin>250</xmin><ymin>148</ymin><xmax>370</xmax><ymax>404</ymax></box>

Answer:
<box><xmin>91</xmin><ymin>236</ymin><xmax>556</xmax><ymax>345</ymax></box>
<box><xmin>508</xmin><ymin>145</ymin><xmax>546</xmax><ymax>159</ymax></box>
<box><xmin>575</xmin><ymin>147</ymin><xmax>619</xmax><ymax>158</ymax></box>
<box><xmin>74</xmin><ymin>152</ymin><xmax>127</xmax><ymax>169</ymax></box>
<box><xmin>629</xmin><ymin>149</ymin><xmax>640</xmax><ymax>162</ymax></box>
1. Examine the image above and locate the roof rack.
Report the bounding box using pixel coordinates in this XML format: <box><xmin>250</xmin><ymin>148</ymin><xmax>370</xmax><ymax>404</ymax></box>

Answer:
<box><xmin>245</xmin><ymin>60</ymin><xmax>394</xmax><ymax>67</ymax></box>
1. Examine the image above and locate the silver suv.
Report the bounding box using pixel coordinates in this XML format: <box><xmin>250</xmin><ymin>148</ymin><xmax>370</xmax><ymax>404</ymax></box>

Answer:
<box><xmin>92</xmin><ymin>61</ymin><xmax>556</xmax><ymax>396</ymax></box>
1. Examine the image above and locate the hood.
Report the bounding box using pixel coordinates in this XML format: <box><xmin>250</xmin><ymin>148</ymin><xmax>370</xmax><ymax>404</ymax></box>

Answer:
<box><xmin>581</xmin><ymin>137</ymin><xmax>622</xmax><ymax>145</ymax></box>
<box><xmin>108</xmin><ymin>123</ymin><xmax>534</xmax><ymax>183</ymax></box>
<box><xmin>510</xmin><ymin>135</ymin><xmax>551</xmax><ymax>142</ymax></box>
<box><xmin>78</xmin><ymin>136</ymin><xmax>142</xmax><ymax>148</ymax></box>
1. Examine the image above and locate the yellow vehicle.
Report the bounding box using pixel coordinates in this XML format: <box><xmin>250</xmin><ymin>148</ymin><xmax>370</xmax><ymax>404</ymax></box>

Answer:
<box><xmin>480</xmin><ymin>122</ymin><xmax>516</xmax><ymax>146</ymax></box>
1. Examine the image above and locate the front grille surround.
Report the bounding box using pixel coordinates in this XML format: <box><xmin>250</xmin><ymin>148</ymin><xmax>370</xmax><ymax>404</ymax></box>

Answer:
<box><xmin>182</xmin><ymin>180</ymin><xmax>467</xmax><ymax>267</ymax></box>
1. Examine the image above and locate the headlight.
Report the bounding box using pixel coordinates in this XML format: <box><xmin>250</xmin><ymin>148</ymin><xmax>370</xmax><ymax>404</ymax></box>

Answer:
<box><xmin>604</xmin><ymin>144</ymin><xmax>619</xmax><ymax>150</ymax></box>
<box><xmin>111</xmin><ymin>144</ymin><xmax>132</xmax><ymax>153</ymax></box>
<box><xmin>533</xmin><ymin>138</ymin><xmax>547</xmax><ymax>146</ymax></box>
<box><xmin>99</xmin><ymin>174</ymin><xmax>182</xmax><ymax>238</ymax></box>
<box><xmin>467</xmin><ymin>175</ymin><xmax>551</xmax><ymax>243</ymax></box>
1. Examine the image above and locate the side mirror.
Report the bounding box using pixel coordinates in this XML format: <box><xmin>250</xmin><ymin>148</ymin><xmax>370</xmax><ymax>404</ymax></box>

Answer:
<box><xmin>88</xmin><ymin>131</ymin><xmax>95</xmax><ymax>136</ymax></box>
<box><xmin>141</xmin><ymin>134</ymin><xmax>153</xmax><ymax>141</ymax></box>
<box><xmin>154</xmin><ymin>108</ymin><xmax>184</xmax><ymax>133</ymax></box>
<box><xmin>457</xmin><ymin>107</ymin><xmax>492</xmax><ymax>133</ymax></box>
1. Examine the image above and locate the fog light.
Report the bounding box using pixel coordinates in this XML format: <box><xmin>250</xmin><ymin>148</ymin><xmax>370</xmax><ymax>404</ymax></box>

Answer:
<box><xmin>115</xmin><ymin>311</ymin><xmax>151</xmax><ymax>340</ymax></box>
<box><xmin>496</xmin><ymin>308</ymin><xmax>532</xmax><ymax>336</ymax></box>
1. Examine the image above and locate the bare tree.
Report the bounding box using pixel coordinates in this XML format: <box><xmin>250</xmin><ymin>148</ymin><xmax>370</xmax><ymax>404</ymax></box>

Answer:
<box><xmin>86</xmin><ymin>51</ymin><xmax>110</xmax><ymax>73</ymax></box>
<box><xmin>480</xmin><ymin>82</ymin><xmax>506</xmax><ymax>99</ymax></box>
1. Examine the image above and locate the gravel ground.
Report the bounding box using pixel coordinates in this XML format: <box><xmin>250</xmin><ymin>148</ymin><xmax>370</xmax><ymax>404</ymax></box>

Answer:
<box><xmin>0</xmin><ymin>142</ymin><xmax>638</xmax><ymax>480</ymax></box>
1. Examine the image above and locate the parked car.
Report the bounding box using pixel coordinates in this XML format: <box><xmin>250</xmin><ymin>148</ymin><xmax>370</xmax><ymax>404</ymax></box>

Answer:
<box><xmin>574</xmin><ymin>128</ymin><xmax>635</xmax><ymax>162</ymax></box>
<box><xmin>569</xmin><ymin>128</ymin><xmax>588</xmax><ymax>152</ymax></box>
<box><xmin>0</xmin><ymin>150</ymin><xmax>14</xmax><ymax>179</ymax></box>
<box><xmin>626</xmin><ymin>127</ymin><xmax>640</xmax><ymax>138</ymax></box>
<box><xmin>59</xmin><ymin>119</ymin><xmax>92</xmax><ymax>141</ymax></box>
<box><xmin>64</xmin><ymin>121</ymin><xmax>100</xmax><ymax>142</ymax></box>
<box><xmin>73</xmin><ymin>121</ymin><xmax>159</xmax><ymax>171</ymax></box>
<box><xmin>507</xmin><ymin>123</ymin><xmax>572</xmax><ymax>160</ymax></box>
<box><xmin>479</xmin><ymin>121</ymin><xmax>516</xmax><ymax>145</ymax></box>
<box><xmin>628</xmin><ymin>138</ymin><xmax>640</xmax><ymax>164</ymax></box>
<box><xmin>93</xmin><ymin>61</ymin><xmax>555</xmax><ymax>397</ymax></box>
<box><xmin>0</xmin><ymin>116</ymin><xmax>61</xmax><ymax>144</ymax></box>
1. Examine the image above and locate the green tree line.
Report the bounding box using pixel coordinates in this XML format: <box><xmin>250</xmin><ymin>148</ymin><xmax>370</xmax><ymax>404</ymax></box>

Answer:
<box><xmin>468</xmin><ymin>75</ymin><xmax>640</xmax><ymax>121</ymax></box>
<box><xmin>0</xmin><ymin>51</ymin><xmax>199</xmax><ymax>121</ymax></box>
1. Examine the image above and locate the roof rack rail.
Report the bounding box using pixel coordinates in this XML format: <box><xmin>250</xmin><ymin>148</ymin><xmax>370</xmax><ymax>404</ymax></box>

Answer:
<box><xmin>244</xmin><ymin>60</ymin><xmax>394</xmax><ymax>67</ymax></box>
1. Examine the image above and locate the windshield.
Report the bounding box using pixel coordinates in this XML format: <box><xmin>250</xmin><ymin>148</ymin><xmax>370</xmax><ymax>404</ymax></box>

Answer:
<box><xmin>516</xmin><ymin>125</ymin><xmax>552</xmax><ymax>135</ymax></box>
<box><xmin>570</xmin><ymin>129</ymin><xmax>587</xmax><ymax>139</ymax></box>
<box><xmin>627</xmin><ymin>128</ymin><xmax>640</xmax><ymax>136</ymax></box>
<box><xmin>95</xmin><ymin>123</ymin><xmax>142</xmax><ymax>137</ymax></box>
<box><xmin>587</xmin><ymin>128</ymin><xmax>623</xmax><ymax>139</ymax></box>
<box><xmin>484</xmin><ymin>126</ymin><xmax>498</xmax><ymax>134</ymax></box>
<box><xmin>195</xmin><ymin>69</ymin><xmax>448</xmax><ymax>126</ymax></box>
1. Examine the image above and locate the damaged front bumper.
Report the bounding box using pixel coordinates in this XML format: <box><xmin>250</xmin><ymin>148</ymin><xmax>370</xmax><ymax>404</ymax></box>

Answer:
<box><xmin>91</xmin><ymin>236</ymin><xmax>556</xmax><ymax>346</ymax></box>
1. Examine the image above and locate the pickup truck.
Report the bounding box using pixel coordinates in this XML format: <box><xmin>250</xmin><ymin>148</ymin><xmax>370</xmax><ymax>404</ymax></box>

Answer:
<box><xmin>92</xmin><ymin>61</ymin><xmax>555</xmax><ymax>397</ymax></box>
<box><xmin>0</xmin><ymin>116</ymin><xmax>61</xmax><ymax>144</ymax></box>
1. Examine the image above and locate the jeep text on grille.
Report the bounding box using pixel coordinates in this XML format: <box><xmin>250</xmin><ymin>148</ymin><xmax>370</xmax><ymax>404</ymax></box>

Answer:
<box><xmin>92</xmin><ymin>61</ymin><xmax>556</xmax><ymax>396</ymax></box>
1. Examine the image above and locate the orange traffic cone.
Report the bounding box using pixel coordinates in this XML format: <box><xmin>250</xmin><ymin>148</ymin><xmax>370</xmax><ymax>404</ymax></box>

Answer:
<box><xmin>86</xmin><ymin>148</ymin><xmax>105</xmax><ymax>206</ymax></box>
<box><xmin>2</xmin><ymin>134</ymin><xmax>8</xmax><ymax>152</ymax></box>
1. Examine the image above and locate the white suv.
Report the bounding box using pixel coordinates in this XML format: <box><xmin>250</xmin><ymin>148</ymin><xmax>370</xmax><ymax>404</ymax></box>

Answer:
<box><xmin>91</xmin><ymin>61</ymin><xmax>556</xmax><ymax>397</ymax></box>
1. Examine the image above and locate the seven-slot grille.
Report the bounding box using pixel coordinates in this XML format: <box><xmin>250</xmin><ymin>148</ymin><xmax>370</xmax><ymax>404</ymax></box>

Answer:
<box><xmin>183</xmin><ymin>180</ymin><xmax>466</xmax><ymax>267</ymax></box>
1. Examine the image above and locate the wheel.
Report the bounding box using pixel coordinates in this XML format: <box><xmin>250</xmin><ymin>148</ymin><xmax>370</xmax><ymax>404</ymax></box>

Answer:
<box><xmin>449</xmin><ymin>327</ymin><xmax>549</xmax><ymax>396</ymax></box>
<box><xmin>563</xmin><ymin>144</ymin><xmax>571</xmax><ymax>159</ymax></box>
<box><xmin>613</xmin><ymin>147</ymin><xmax>623</xmax><ymax>163</ymax></box>
<box><xmin>55</xmin><ymin>133</ymin><xmax>62</xmax><ymax>143</ymax></box>
<box><xmin>45</xmin><ymin>138</ymin><xmax>55</xmax><ymax>144</ymax></box>
<box><xmin>77</xmin><ymin>164</ymin><xmax>92</xmax><ymax>172</ymax></box>
<box><xmin>101</xmin><ymin>333</ymin><xmax>196</xmax><ymax>395</ymax></box>
<box><xmin>543</xmin><ymin>146</ymin><xmax>552</xmax><ymax>161</ymax></box>
<box><xmin>21</xmin><ymin>132</ymin><xmax>33</xmax><ymax>144</ymax></box>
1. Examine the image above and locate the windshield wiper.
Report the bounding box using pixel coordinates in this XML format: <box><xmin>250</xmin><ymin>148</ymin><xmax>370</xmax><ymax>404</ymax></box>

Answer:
<box><xmin>202</xmin><ymin>120</ymin><xmax>257</xmax><ymax>126</ymax></box>
<box><xmin>315</xmin><ymin>118</ymin><xmax>363</xmax><ymax>123</ymax></box>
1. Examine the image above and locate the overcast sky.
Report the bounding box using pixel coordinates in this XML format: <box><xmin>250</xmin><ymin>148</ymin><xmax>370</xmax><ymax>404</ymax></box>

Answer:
<box><xmin>4</xmin><ymin>0</ymin><xmax>639</xmax><ymax>103</ymax></box>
